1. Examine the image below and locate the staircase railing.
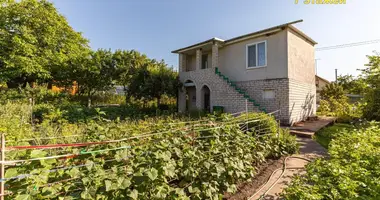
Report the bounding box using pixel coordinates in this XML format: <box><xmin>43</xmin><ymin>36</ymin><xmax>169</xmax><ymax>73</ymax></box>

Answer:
<box><xmin>214</xmin><ymin>67</ymin><xmax>267</xmax><ymax>113</ymax></box>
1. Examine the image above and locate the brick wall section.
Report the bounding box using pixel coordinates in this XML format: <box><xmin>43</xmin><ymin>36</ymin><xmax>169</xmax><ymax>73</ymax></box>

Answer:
<box><xmin>236</xmin><ymin>79</ymin><xmax>289</xmax><ymax>123</ymax></box>
<box><xmin>212</xmin><ymin>43</ymin><xmax>219</xmax><ymax>68</ymax></box>
<box><xmin>179</xmin><ymin>69</ymin><xmax>315</xmax><ymax>124</ymax></box>
<box><xmin>178</xmin><ymin>68</ymin><xmax>260</xmax><ymax>114</ymax></box>
<box><xmin>288</xmin><ymin>78</ymin><xmax>316</xmax><ymax>124</ymax></box>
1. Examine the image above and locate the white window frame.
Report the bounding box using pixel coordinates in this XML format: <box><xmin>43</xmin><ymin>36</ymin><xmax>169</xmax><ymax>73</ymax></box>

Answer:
<box><xmin>246</xmin><ymin>40</ymin><xmax>267</xmax><ymax>69</ymax></box>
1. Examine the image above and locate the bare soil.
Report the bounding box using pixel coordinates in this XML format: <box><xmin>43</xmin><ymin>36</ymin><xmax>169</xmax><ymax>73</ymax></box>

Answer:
<box><xmin>224</xmin><ymin>156</ymin><xmax>285</xmax><ymax>200</ymax></box>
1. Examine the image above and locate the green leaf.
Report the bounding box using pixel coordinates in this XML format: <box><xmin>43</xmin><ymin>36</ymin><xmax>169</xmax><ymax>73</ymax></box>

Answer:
<box><xmin>147</xmin><ymin>168</ymin><xmax>158</xmax><ymax>181</ymax></box>
<box><xmin>40</xmin><ymin>158</ymin><xmax>56</xmax><ymax>167</ymax></box>
<box><xmin>118</xmin><ymin>178</ymin><xmax>131</xmax><ymax>189</ymax></box>
<box><xmin>204</xmin><ymin>161</ymin><xmax>211</xmax><ymax>169</ymax></box>
<box><xmin>128</xmin><ymin>189</ymin><xmax>138</xmax><ymax>200</ymax></box>
<box><xmin>105</xmin><ymin>180</ymin><xmax>112</xmax><ymax>191</ymax></box>
<box><xmin>66</xmin><ymin>167</ymin><xmax>80</xmax><ymax>178</ymax></box>
<box><xmin>15</xmin><ymin>194</ymin><xmax>30</xmax><ymax>200</ymax></box>
<box><xmin>188</xmin><ymin>186</ymin><xmax>200</xmax><ymax>194</ymax></box>
<box><xmin>30</xmin><ymin>150</ymin><xmax>47</xmax><ymax>158</ymax></box>
<box><xmin>164</xmin><ymin>163</ymin><xmax>176</xmax><ymax>177</ymax></box>
<box><xmin>81</xmin><ymin>190</ymin><xmax>93</xmax><ymax>199</ymax></box>
<box><xmin>85</xmin><ymin>160</ymin><xmax>94</xmax><ymax>170</ymax></box>
<box><xmin>5</xmin><ymin>168</ymin><xmax>18</xmax><ymax>178</ymax></box>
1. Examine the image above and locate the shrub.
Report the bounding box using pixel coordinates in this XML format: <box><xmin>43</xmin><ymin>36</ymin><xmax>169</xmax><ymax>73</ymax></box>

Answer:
<box><xmin>317</xmin><ymin>95</ymin><xmax>362</xmax><ymax>123</ymax></box>
<box><xmin>314</xmin><ymin>123</ymin><xmax>355</xmax><ymax>149</ymax></box>
<box><xmin>362</xmin><ymin>88</ymin><xmax>380</xmax><ymax>121</ymax></box>
<box><xmin>317</xmin><ymin>99</ymin><xmax>331</xmax><ymax>115</ymax></box>
<box><xmin>283</xmin><ymin>122</ymin><xmax>380</xmax><ymax>200</ymax></box>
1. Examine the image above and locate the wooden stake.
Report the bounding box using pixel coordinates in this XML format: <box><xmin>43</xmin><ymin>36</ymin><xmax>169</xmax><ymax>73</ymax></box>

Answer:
<box><xmin>1</xmin><ymin>133</ymin><xmax>5</xmax><ymax>200</ymax></box>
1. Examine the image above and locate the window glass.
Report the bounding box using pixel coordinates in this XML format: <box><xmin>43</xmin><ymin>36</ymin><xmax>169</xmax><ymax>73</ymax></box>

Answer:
<box><xmin>257</xmin><ymin>42</ymin><xmax>266</xmax><ymax>66</ymax></box>
<box><xmin>247</xmin><ymin>45</ymin><xmax>256</xmax><ymax>67</ymax></box>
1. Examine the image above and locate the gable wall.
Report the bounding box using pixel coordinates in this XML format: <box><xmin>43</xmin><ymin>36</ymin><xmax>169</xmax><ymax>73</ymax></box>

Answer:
<box><xmin>218</xmin><ymin>30</ymin><xmax>288</xmax><ymax>82</ymax></box>
<box><xmin>287</xmin><ymin>28</ymin><xmax>317</xmax><ymax>123</ymax></box>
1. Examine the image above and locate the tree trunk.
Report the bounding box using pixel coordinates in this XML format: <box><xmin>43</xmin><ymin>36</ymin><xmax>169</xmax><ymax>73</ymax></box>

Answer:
<box><xmin>143</xmin><ymin>100</ymin><xmax>147</xmax><ymax>108</ymax></box>
<box><xmin>123</xmin><ymin>85</ymin><xmax>129</xmax><ymax>104</ymax></box>
<box><xmin>157</xmin><ymin>97</ymin><xmax>161</xmax><ymax>108</ymax></box>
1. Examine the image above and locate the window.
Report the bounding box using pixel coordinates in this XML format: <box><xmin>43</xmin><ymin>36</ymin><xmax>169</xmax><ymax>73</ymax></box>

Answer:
<box><xmin>263</xmin><ymin>90</ymin><xmax>275</xmax><ymax>99</ymax></box>
<box><xmin>246</xmin><ymin>41</ymin><xmax>267</xmax><ymax>68</ymax></box>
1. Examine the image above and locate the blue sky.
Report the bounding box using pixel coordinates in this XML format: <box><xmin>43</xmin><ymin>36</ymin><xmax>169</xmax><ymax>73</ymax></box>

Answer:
<box><xmin>52</xmin><ymin>0</ymin><xmax>380</xmax><ymax>81</ymax></box>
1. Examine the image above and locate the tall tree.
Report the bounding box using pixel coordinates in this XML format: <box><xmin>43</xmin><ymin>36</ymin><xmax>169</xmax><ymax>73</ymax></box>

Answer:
<box><xmin>0</xmin><ymin>0</ymin><xmax>90</xmax><ymax>87</ymax></box>
<box><xmin>336</xmin><ymin>74</ymin><xmax>367</xmax><ymax>95</ymax></box>
<box><xmin>360</xmin><ymin>53</ymin><xmax>380</xmax><ymax>120</ymax></box>
<box><xmin>147</xmin><ymin>60</ymin><xmax>179</xmax><ymax>106</ymax></box>
<box><xmin>113</xmin><ymin>50</ymin><xmax>147</xmax><ymax>103</ymax></box>
<box><xmin>128</xmin><ymin>59</ymin><xmax>180</xmax><ymax>107</ymax></box>
<box><xmin>320</xmin><ymin>82</ymin><xmax>345</xmax><ymax>101</ymax></box>
<box><xmin>75</xmin><ymin>49</ymin><xmax>116</xmax><ymax>107</ymax></box>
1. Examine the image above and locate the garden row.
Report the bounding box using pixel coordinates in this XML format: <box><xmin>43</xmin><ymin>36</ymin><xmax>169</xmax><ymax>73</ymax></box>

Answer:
<box><xmin>0</xmin><ymin>102</ymin><xmax>298</xmax><ymax>200</ymax></box>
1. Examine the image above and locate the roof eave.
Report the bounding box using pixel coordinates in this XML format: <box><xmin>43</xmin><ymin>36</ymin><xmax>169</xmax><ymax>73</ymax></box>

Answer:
<box><xmin>224</xmin><ymin>19</ymin><xmax>304</xmax><ymax>44</ymax></box>
<box><xmin>171</xmin><ymin>38</ymin><xmax>225</xmax><ymax>54</ymax></box>
<box><xmin>288</xmin><ymin>25</ymin><xmax>318</xmax><ymax>45</ymax></box>
<box><xmin>315</xmin><ymin>75</ymin><xmax>330</xmax><ymax>83</ymax></box>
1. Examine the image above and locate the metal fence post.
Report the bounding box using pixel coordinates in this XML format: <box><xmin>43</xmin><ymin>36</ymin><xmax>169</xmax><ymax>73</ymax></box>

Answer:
<box><xmin>245</xmin><ymin>99</ymin><xmax>248</xmax><ymax>132</ymax></box>
<box><xmin>1</xmin><ymin>133</ymin><xmax>5</xmax><ymax>200</ymax></box>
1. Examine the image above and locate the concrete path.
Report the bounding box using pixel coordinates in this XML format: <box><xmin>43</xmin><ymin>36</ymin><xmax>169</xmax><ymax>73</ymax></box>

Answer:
<box><xmin>288</xmin><ymin>116</ymin><xmax>336</xmax><ymax>138</ymax></box>
<box><xmin>248</xmin><ymin>117</ymin><xmax>335</xmax><ymax>200</ymax></box>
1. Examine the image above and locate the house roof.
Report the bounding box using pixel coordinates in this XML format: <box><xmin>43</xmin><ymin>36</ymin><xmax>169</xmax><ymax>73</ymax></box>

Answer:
<box><xmin>171</xmin><ymin>38</ymin><xmax>224</xmax><ymax>54</ymax></box>
<box><xmin>315</xmin><ymin>75</ymin><xmax>330</xmax><ymax>84</ymax></box>
<box><xmin>171</xmin><ymin>19</ymin><xmax>317</xmax><ymax>54</ymax></box>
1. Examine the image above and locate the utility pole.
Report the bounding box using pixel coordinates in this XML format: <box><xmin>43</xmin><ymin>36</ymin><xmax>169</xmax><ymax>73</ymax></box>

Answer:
<box><xmin>335</xmin><ymin>69</ymin><xmax>338</xmax><ymax>82</ymax></box>
<box><xmin>315</xmin><ymin>58</ymin><xmax>321</xmax><ymax>75</ymax></box>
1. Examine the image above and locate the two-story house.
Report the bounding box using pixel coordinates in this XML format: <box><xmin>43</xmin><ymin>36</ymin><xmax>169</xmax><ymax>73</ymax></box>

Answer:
<box><xmin>172</xmin><ymin>20</ymin><xmax>317</xmax><ymax>125</ymax></box>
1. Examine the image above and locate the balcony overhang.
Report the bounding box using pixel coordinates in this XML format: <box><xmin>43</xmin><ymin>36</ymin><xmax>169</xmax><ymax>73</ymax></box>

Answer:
<box><xmin>171</xmin><ymin>38</ymin><xmax>224</xmax><ymax>54</ymax></box>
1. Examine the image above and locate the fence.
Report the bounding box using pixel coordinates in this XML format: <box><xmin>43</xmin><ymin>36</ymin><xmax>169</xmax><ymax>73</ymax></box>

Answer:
<box><xmin>0</xmin><ymin>109</ymin><xmax>281</xmax><ymax>199</ymax></box>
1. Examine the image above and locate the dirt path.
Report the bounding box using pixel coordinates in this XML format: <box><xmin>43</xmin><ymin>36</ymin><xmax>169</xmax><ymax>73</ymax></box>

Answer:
<box><xmin>247</xmin><ymin>117</ymin><xmax>335</xmax><ymax>200</ymax></box>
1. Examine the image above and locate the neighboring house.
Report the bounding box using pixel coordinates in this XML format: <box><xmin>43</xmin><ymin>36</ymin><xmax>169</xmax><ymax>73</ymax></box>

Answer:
<box><xmin>315</xmin><ymin>75</ymin><xmax>330</xmax><ymax>104</ymax></box>
<box><xmin>172</xmin><ymin>20</ymin><xmax>317</xmax><ymax>125</ymax></box>
<box><xmin>114</xmin><ymin>86</ymin><xmax>127</xmax><ymax>95</ymax></box>
<box><xmin>346</xmin><ymin>94</ymin><xmax>363</xmax><ymax>103</ymax></box>
<box><xmin>51</xmin><ymin>82</ymin><xmax>78</xmax><ymax>95</ymax></box>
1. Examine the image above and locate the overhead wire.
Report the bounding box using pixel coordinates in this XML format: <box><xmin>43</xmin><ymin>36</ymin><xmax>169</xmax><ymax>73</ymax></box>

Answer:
<box><xmin>316</xmin><ymin>39</ymin><xmax>380</xmax><ymax>51</ymax></box>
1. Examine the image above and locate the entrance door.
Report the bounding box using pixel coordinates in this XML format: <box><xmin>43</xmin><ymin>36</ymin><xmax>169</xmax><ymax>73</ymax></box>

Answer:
<box><xmin>204</xmin><ymin>93</ymin><xmax>210</xmax><ymax>112</ymax></box>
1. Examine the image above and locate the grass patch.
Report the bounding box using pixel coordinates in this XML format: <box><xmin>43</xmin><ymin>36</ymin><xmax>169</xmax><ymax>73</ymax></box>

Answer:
<box><xmin>314</xmin><ymin>123</ymin><xmax>355</xmax><ymax>149</ymax></box>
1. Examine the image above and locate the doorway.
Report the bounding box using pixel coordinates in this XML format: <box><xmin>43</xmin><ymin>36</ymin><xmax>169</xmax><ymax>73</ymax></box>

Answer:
<box><xmin>201</xmin><ymin>85</ymin><xmax>211</xmax><ymax>112</ymax></box>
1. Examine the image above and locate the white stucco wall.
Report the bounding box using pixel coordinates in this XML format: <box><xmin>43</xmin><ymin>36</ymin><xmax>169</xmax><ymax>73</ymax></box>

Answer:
<box><xmin>287</xmin><ymin>28</ymin><xmax>315</xmax><ymax>84</ymax></box>
<box><xmin>287</xmin><ymin>28</ymin><xmax>317</xmax><ymax>122</ymax></box>
<box><xmin>218</xmin><ymin>30</ymin><xmax>288</xmax><ymax>82</ymax></box>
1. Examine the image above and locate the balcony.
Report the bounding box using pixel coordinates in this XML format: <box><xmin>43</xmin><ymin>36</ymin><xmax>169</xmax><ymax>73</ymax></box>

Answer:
<box><xmin>177</xmin><ymin>39</ymin><xmax>220</xmax><ymax>73</ymax></box>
